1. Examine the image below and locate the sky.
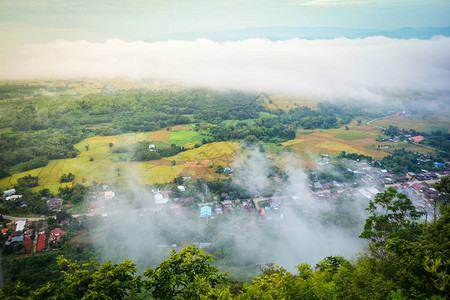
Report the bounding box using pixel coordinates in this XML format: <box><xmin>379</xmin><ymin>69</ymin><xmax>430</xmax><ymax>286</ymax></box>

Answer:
<box><xmin>1</xmin><ymin>0</ymin><xmax>450</xmax><ymax>46</ymax></box>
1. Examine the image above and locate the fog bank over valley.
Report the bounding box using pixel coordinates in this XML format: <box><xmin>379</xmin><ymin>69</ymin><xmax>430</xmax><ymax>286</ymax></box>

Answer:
<box><xmin>91</xmin><ymin>151</ymin><xmax>368</xmax><ymax>274</ymax></box>
<box><xmin>1</xmin><ymin>37</ymin><xmax>450</xmax><ymax>103</ymax></box>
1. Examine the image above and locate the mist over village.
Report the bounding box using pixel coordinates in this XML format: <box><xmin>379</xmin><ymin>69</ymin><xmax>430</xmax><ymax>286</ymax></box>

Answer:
<box><xmin>0</xmin><ymin>1</ymin><xmax>449</xmax><ymax>299</ymax></box>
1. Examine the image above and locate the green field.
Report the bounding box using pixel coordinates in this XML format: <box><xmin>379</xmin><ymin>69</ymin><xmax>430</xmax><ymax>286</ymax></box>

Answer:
<box><xmin>334</xmin><ymin>129</ymin><xmax>379</xmax><ymax>140</ymax></box>
<box><xmin>1</xmin><ymin>119</ymin><xmax>434</xmax><ymax>193</ymax></box>
<box><xmin>0</xmin><ymin>128</ymin><xmax>240</xmax><ymax>192</ymax></box>
<box><xmin>1</xmin><ymin>106</ymin><xmax>444</xmax><ymax>193</ymax></box>
<box><xmin>166</xmin><ymin>130</ymin><xmax>208</xmax><ymax>147</ymax></box>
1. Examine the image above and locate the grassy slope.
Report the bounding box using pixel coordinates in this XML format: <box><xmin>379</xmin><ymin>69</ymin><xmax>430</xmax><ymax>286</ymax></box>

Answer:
<box><xmin>0</xmin><ymin>125</ymin><xmax>239</xmax><ymax>193</ymax></box>
<box><xmin>1</xmin><ymin>117</ymin><xmax>438</xmax><ymax>193</ymax></box>
<box><xmin>371</xmin><ymin>115</ymin><xmax>450</xmax><ymax>133</ymax></box>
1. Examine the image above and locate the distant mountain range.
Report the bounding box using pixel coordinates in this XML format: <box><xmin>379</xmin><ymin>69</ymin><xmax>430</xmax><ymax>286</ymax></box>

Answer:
<box><xmin>148</xmin><ymin>26</ymin><xmax>450</xmax><ymax>41</ymax></box>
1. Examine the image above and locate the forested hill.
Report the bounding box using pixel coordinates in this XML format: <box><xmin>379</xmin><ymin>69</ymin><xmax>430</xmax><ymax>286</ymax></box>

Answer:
<box><xmin>1</xmin><ymin>190</ymin><xmax>448</xmax><ymax>299</ymax></box>
<box><xmin>0</xmin><ymin>84</ymin><xmax>372</xmax><ymax>177</ymax></box>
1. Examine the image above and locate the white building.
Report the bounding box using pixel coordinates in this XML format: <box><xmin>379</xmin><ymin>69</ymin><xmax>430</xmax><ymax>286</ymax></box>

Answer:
<box><xmin>104</xmin><ymin>191</ymin><xmax>115</xmax><ymax>200</ymax></box>
<box><xmin>15</xmin><ymin>220</ymin><xmax>26</xmax><ymax>232</ymax></box>
<box><xmin>4</xmin><ymin>189</ymin><xmax>16</xmax><ymax>196</ymax></box>
<box><xmin>154</xmin><ymin>192</ymin><xmax>169</xmax><ymax>204</ymax></box>
<box><xmin>6</xmin><ymin>195</ymin><xmax>23</xmax><ymax>201</ymax></box>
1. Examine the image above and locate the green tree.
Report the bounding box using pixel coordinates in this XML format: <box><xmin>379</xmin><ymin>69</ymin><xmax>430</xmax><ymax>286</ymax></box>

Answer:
<box><xmin>16</xmin><ymin>175</ymin><xmax>39</xmax><ymax>188</ymax></box>
<box><xmin>360</xmin><ymin>188</ymin><xmax>424</xmax><ymax>251</ymax></box>
<box><xmin>56</xmin><ymin>209</ymin><xmax>72</xmax><ymax>223</ymax></box>
<box><xmin>433</xmin><ymin>176</ymin><xmax>450</xmax><ymax>205</ymax></box>
<box><xmin>242</xmin><ymin>264</ymin><xmax>299</xmax><ymax>299</ymax></box>
<box><xmin>60</xmin><ymin>172</ymin><xmax>75</xmax><ymax>183</ymax></box>
<box><xmin>142</xmin><ymin>245</ymin><xmax>228</xmax><ymax>299</ymax></box>
<box><xmin>55</xmin><ymin>257</ymin><xmax>142</xmax><ymax>300</ymax></box>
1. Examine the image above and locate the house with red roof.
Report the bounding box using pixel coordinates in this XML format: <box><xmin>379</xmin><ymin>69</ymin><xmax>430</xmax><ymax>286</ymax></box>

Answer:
<box><xmin>408</xmin><ymin>136</ymin><xmax>424</xmax><ymax>143</ymax></box>
<box><xmin>412</xmin><ymin>183</ymin><xmax>426</xmax><ymax>192</ymax></box>
<box><xmin>37</xmin><ymin>234</ymin><xmax>46</xmax><ymax>251</ymax></box>
<box><xmin>49</xmin><ymin>228</ymin><xmax>66</xmax><ymax>242</ymax></box>
<box><xmin>23</xmin><ymin>236</ymin><xmax>32</xmax><ymax>253</ymax></box>
<box><xmin>273</xmin><ymin>177</ymin><xmax>283</xmax><ymax>183</ymax></box>
<box><xmin>89</xmin><ymin>202</ymin><xmax>104</xmax><ymax>211</ymax></box>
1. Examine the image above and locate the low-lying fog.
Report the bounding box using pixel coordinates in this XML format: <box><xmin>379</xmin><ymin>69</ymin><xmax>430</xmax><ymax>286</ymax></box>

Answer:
<box><xmin>1</xmin><ymin>37</ymin><xmax>450</xmax><ymax>103</ymax></box>
<box><xmin>91</xmin><ymin>150</ymin><xmax>368</xmax><ymax>276</ymax></box>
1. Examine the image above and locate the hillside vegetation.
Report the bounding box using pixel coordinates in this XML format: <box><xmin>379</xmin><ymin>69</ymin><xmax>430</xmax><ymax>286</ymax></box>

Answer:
<box><xmin>0</xmin><ymin>80</ymin><xmax>438</xmax><ymax>192</ymax></box>
<box><xmin>1</xmin><ymin>195</ymin><xmax>448</xmax><ymax>299</ymax></box>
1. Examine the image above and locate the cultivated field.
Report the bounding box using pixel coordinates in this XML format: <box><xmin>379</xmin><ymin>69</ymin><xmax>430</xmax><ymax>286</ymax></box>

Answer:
<box><xmin>263</xmin><ymin>94</ymin><xmax>321</xmax><ymax>110</ymax></box>
<box><xmin>166</xmin><ymin>130</ymin><xmax>208</xmax><ymax>147</ymax></box>
<box><xmin>0</xmin><ymin>128</ymin><xmax>240</xmax><ymax>192</ymax></box>
<box><xmin>286</xmin><ymin>119</ymin><xmax>435</xmax><ymax>160</ymax></box>
<box><xmin>0</xmin><ymin>111</ymin><xmax>440</xmax><ymax>193</ymax></box>
<box><xmin>371</xmin><ymin>115</ymin><xmax>449</xmax><ymax>133</ymax></box>
<box><xmin>1</xmin><ymin>117</ymin><xmax>437</xmax><ymax>193</ymax></box>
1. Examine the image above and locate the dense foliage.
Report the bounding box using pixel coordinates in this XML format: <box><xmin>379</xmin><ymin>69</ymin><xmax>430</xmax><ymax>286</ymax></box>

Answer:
<box><xmin>59</xmin><ymin>173</ymin><xmax>75</xmax><ymax>183</ymax></box>
<box><xmin>130</xmin><ymin>141</ymin><xmax>186</xmax><ymax>161</ymax></box>
<box><xmin>380</xmin><ymin>148</ymin><xmax>441</xmax><ymax>175</ymax></box>
<box><xmin>16</xmin><ymin>175</ymin><xmax>39</xmax><ymax>188</ymax></box>
<box><xmin>0</xmin><ymin>185</ymin><xmax>52</xmax><ymax>216</ymax></box>
<box><xmin>0</xmin><ymin>84</ymin><xmax>370</xmax><ymax>177</ymax></box>
<box><xmin>1</xmin><ymin>192</ymin><xmax>448</xmax><ymax>299</ymax></box>
<box><xmin>383</xmin><ymin>125</ymin><xmax>401</xmax><ymax>137</ymax></box>
<box><xmin>58</xmin><ymin>184</ymin><xmax>88</xmax><ymax>204</ymax></box>
<box><xmin>1</xmin><ymin>253</ymin><xmax>63</xmax><ymax>291</ymax></box>
<box><xmin>338</xmin><ymin>151</ymin><xmax>373</xmax><ymax>162</ymax></box>
<box><xmin>422</xmin><ymin>131</ymin><xmax>450</xmax><ymax>159</ymax></box>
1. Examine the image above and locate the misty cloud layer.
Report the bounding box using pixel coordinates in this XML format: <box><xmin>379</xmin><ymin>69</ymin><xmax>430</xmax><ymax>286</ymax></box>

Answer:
<box><xmin>91</xmin><ymin>151</ymin><xmax>367</xmax><ymax>275</ymax></box>
<box><xmin>1</xmin><ymin>37</ymin><xmax>450</xmax><ymax>100</ymax></box>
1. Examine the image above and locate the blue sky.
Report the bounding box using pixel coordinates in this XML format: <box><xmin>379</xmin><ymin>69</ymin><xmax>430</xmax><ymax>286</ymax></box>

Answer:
<box><xmin>1</xmin><ymin>0</ymin><xmax>449</xmax><ymax>45</ymax></box>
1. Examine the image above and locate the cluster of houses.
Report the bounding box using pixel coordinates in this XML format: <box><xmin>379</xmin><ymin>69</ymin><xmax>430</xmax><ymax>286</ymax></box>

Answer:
<box><xmin>408</xmin><ymin>135</ymin><xmax>425</xmax><ymax>143</ymax></box>
<box><xmin>71</xmin><ymin>153</ymin><xmax>448</xmax><ymax>230</ymax></box>
<box><xmin>3</xmin><ymin>189</ymin><xmax>23</xmax><ymax>201</ymax></box>
<box><xmin>195</xmin><ymin>196</ymin><xmax>284</xmax><ymax>220</ymax></box>
<box><xmin>381</xmin><ymin>133</ymin><xmax>425</xmax><ymax>144</ymax></box>
<box><xmin>3</xmin><ymin>189</ymin><xmax>26</xmax><ymax>208</ymax></box>
<box><xmin>134</xmin><ymin>156</ymin><xmax>448</xmax><ymax>223</ymax></box>
<box><xmin>3</xmin><ymin>189</ymin><xmax>69</xmax><ymax>212</ymax></box>
<box><xmin>89</xmin><ymin>188</ymin><xmax>117</xmax><ymax>213</ymax></box>
<box><xmin>1</xmin><ymin>218</ymin><xmax>67</xmax><ymax>254</ymax></box>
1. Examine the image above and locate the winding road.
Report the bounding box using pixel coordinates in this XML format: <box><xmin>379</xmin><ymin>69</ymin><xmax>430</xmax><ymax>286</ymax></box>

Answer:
<box><xmin>365</xmin><ymin>115</ymin><xmax>393</xmax><ymax>130</ymax></box>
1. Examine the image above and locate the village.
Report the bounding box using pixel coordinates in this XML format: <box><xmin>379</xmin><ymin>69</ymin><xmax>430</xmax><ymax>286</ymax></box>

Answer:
<box><xmin>1</xmin><ymin>150</ymin><xmax>449</xmax><ymax>257</ymax></box>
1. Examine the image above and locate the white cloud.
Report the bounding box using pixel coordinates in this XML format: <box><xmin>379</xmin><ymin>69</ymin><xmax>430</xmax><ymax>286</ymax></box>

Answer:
<box><xmin>1</xmin><ymin>37</ymin><xmax>449</xmax><ymax>101</ymax></box>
